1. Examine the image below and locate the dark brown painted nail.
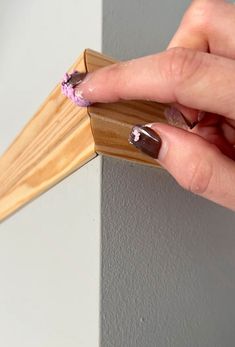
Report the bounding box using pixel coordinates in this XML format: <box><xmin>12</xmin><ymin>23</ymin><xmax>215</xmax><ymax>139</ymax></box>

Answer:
<box><xmin>164</xmin><ymin>107</ymin><xmax>198</xmax><ymax>129</ymax></box>
<box><xmin>129</xmin><ymin>125</ymin><xmax>162</xmax><ymax>159</ymax></box>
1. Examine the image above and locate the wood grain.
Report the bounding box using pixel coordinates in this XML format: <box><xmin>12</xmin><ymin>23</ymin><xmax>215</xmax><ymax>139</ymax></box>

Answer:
<box><xmin>0</xmin><ymin>49</ymin><xmax>167</xmax><ymax>222</ymax></box>
<box><xmin>0</xmin><ymin>51</ymin><xmax>96</xmax><ymax>222</ymax></box>
<box><xmin>85</xmin><ymin>49</ymin><xmax>167</xmax><ymax>167</ymax></box>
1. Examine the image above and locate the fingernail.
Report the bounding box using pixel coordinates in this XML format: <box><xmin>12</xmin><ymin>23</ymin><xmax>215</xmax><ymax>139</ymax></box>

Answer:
<box><xmin>164</xmin><ymin>107</ymin><xmax>187</xmax><ymax>129</ymax></box>
<box><xmin>164</xmin><ymin>106</ymin><xmax>198</xmax><ymax>129</ymax></box>
<box><xmin>61</xmin><ymin>70</ymin><xmax>91</xmax><ymax>107</ymax></box>
<box><xmin>129</xmin><ymin>125</ymin><xmax>162</xmax><ymax>159</ymax></box>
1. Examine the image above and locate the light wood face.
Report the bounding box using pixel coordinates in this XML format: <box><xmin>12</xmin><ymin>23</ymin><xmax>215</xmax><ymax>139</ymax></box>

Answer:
<box><xmin>0</xmin><ymin>52</ymin><xmax>96</xmax><ymax>222</ymax></box>
<box><xmin>0</xmin><ymin>49</ymin><xmax>166</xmax><ymax>222</ymax></box>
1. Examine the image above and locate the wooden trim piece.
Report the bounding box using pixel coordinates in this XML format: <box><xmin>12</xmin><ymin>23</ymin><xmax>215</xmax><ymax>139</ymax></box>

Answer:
<box><xmin>0</xmin><ymin>49</ymin><xmax>167</xmax><ymax>222</ymax></box>
<box><xmin>85</xmin><ymin>49</ymin><xmax>167</xmax><ymax>167</ymax></box>
<box><xmin>0</xmin><ymin>51</ymin><xmax>96</xmax><ymax>222</ymax></box>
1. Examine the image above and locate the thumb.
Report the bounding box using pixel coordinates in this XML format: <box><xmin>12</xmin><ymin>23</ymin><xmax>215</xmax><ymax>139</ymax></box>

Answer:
<box><xmin>129</xmin><ymin>123</ymin><xmax>235</xmax><ymax>210</ymax></box>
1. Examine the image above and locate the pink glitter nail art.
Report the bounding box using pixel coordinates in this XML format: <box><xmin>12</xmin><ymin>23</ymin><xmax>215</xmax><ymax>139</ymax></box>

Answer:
<box><xmin>61</xmin><ymin>71</ymin><xmax>91</xmax><ymax>107</ymax></box>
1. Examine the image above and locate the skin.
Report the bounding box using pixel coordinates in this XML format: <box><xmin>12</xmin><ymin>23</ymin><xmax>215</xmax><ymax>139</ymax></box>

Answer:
<box><xmin>77</xmin><ymin>0</ymin><xmax>235</xmax><ymax>210</ymax></box>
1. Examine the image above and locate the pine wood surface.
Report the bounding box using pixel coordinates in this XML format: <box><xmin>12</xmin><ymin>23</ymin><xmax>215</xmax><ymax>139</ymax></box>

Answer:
<box><xmin>85</xmin><ymin>49</ymin><xmax>166</xmax><ymax>166</ymax></box>
<box><xmin>0</xmin><ymin>49</ymin><xmax>167</xmax><ymax>222</ymax></box>
<box><xmin>0</xmin><ymin>51</ymin><xmax>96</xmax><ymax>222</ymax></box>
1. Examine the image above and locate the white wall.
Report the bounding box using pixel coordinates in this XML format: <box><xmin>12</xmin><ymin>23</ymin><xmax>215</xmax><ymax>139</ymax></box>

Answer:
<box><xmin>102</xmin><ymin>1</ymin><xmax>235</xmax><ymax>346</ymax></box>
<box><xmin>0</xmin><ymin>0</ymin><xmax>101</xmax><ymax>153</ymax></box>
<box><xmin>0</xmin><ymin>0</ymin><xmax>102</xmax><ymax>346</ymax></box>
<box><xmin>1</xmin><ymin>158</ymin><xmax>101</xmax><ymax>346</ymax></box>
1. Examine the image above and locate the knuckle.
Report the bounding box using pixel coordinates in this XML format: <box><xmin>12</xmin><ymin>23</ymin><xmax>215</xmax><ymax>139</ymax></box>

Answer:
<box><xmin>188</xmin><ymin>159</ymin><xmax>212</xmax><ymax>195</ymax></box>
<box><xmin>186</xmin><ymin>0</ymin><xmax>214</xmax><ymax>31</ymax></box>
<box><xmin>107</xmin><ymin>61</ymin><xmax>129</xmax><ymax>75</ymax></box>
<box><xmin>163</xmin><ymin>47</ymin><xmax>204</xmax><ymax>84</ymax></box>
<box><xmin>104</xmin><ymin>63</ymin><xmax>125</xmax><ymax>97</ymax></box>
<box><xmin>180</xmin><ymin>147</ymin><xmax>217</xmax><ymax>195</ymax></box>
<box><xmin>105</xmin><ymin>62</ymin><xmax>122</xmax><ymax>78</ymax></box>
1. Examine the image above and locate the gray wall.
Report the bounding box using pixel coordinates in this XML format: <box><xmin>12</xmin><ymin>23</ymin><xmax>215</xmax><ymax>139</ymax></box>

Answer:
<box><xmin>101</xmin><ymin>1</ymin><xmax>235</xmax><ymax>346</ymax></box>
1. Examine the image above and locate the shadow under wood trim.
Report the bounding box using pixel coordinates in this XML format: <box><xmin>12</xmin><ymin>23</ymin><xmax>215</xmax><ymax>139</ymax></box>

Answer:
<box><xmin>0</xmin><ymin>49</ymin><xmax>166</xmax><ymax>222</ymax></box>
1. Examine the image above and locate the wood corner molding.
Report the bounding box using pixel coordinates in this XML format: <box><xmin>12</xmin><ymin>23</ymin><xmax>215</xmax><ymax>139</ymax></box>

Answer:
<box><xmin>85</xmin><ymin>49</ymin><xmax>166</xmax><ymax>167</ymax></box>
<box><xmin>0</xmin><ymin>49</ymin><xmax>166</xmax><ymax>222</ymax></box>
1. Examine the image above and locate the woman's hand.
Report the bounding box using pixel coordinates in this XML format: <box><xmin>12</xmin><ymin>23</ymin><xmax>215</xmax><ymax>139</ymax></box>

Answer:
<box><xmin>74</xmin><ymin>0</ymin><xmax>235</xmax><ymax>210</ymax></box>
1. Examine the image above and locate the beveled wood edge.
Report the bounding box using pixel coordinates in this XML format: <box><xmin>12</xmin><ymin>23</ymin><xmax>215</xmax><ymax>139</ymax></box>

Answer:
<box><xmin>0</xmin><ymin>48</ymin><xmax>167</xmax><ymax>222</ymax></box>
<box><xmin>0</xmin><ymin>51</ymin><xmax>96</xmax><ymax>222</ymax></box>
<box><xmin>84</xmin><ymin>49</ymin><xmax>167</xmax><ymax>168</ymax></box>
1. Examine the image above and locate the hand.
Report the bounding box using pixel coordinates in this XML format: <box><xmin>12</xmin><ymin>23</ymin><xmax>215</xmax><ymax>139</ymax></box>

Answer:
<box><xmin>74</xmin><ymin>0</ymin><xmax>235</xmax><ymax>210</ymax></box>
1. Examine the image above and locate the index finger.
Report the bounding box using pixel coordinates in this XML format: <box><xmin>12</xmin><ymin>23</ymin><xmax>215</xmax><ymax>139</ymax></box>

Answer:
<box><xmin>71</xmin><ymin>47</ymin><xmax>235</xmax><ymax>121</ymax></box>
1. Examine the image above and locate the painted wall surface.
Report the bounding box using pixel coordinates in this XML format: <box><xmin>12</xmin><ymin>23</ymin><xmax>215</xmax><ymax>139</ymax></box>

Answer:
<box><xmin>0</xmin><ymin>0</ymin><xmax>101</xmax><ymax>346</ymax></box>
<box><xmin>1</xmin><ymin>158</ymin><xmax>101</xmax><ymax>346</ymax></box>
<box><xmin>102</xmin><ymin>1</ymin><xmax>235</xmax><ymax>346</ymax></box>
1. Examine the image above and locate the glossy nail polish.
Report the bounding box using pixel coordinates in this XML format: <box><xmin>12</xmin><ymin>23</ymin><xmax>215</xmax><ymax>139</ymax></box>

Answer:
<box><xmin>129</xmin><ymin>125</ymin><xmax>162</xmax><ymax>159</ymax></box>
<box><xmin>164</xmin><ymin>107</ymin><xmax>198</xmax><ymax>129</ymax></box>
